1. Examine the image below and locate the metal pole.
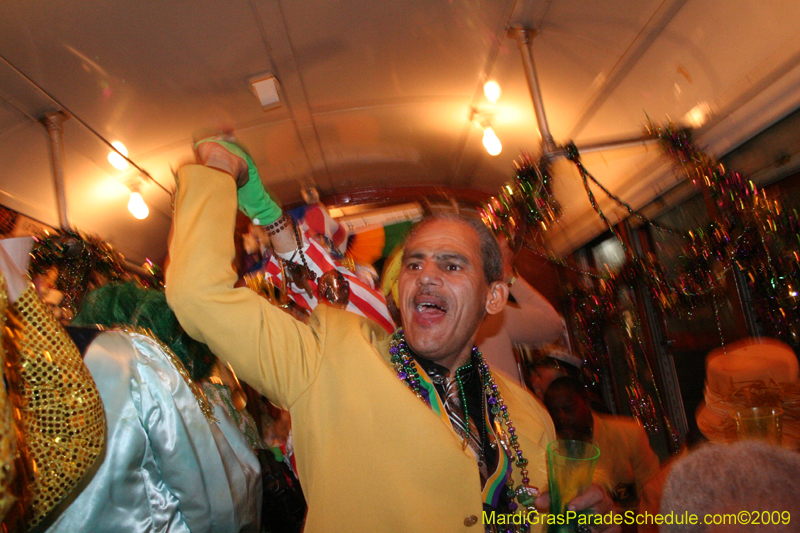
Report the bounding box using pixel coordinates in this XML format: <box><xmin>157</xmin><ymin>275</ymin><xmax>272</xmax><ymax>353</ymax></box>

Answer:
<box><xmin>509</xmin><ymin>27</ymin><xmax>558</xmax><ymax>158</ymax></box>
<box><xmin>559</xmin><ymin>134</ymin><xmax>659</xmax><ymax>157</ymax></box>
<box><xmin>509</xmin><ymin>28</ymin><xmax>658</xmax><ymax>160</ymax></box>
<box><xmin>41</xmin><ymin>111</ymin><xmax>71</xmax><ymax>230</ymax></box>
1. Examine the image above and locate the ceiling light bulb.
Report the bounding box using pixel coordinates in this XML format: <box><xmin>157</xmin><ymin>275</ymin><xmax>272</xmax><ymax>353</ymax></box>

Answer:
<box><xmin>482</xmin><ymin>127</ymin><xmax>502</xmax><ymax>156</ymax></box>
<box><xmin>683</xmin><ymin>102</ymin><xmax>712</xmax><ymax>128</ymax></box>
<box><xmin>484</xmin><ymin>80</ymin><xmax>501</xmax><ymax>104</ymax></box>
<box><xmin>108</xmin><ymin>141</ymin><xmax>129</xmax><ymax>170</ymax></box>
<box><xmin>128</xmin><ymin>191</ymin><xmax>149</xmax><ymax>219</ymax></box>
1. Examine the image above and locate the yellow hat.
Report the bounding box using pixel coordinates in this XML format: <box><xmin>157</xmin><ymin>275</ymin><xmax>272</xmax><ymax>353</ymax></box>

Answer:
<box><xmin>381</xmin><ymin>244</ymin><xmax>403</xmax><ymax>306</ymax></box>
<box><xmin>696</xmin><ymin>337</ymin><xmax>800</xmax><ymax>446</ymax></box>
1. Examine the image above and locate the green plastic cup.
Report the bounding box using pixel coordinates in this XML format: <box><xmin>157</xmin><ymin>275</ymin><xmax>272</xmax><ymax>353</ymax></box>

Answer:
<box><xmin>547</xmin><ymin>439</ymin><xmax>600</xmax><ymax>532</ymax></box>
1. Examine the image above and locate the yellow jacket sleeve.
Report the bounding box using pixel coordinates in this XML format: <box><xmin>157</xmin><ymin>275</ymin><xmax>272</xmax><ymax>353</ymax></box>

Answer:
<box><xmin>166</xmin><ymin>164</ymin><xmax>322</xmax><ymax>408</ymax></box>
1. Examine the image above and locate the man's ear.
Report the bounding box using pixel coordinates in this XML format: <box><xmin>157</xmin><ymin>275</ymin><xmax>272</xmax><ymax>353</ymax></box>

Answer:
<box><xmin>485</xmin><ymin>280</ymin><xmax>509</xmax><ymax>316</ymax></box>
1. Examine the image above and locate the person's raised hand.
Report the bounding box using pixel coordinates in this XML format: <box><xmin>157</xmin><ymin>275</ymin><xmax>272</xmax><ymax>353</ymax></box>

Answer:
<box><xmin>195</xmin><ymin>139</ymin><xmax>248</xmax><ymax>187</ymax></box>
<box><xmin>535</xmin><ymin>484</ymin><xmax>620</xmax><ymax>533</ymax></box>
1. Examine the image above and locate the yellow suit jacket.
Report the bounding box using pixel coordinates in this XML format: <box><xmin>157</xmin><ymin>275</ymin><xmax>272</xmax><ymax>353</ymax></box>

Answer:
<box><xmin>592</xmin><ymin>413</ymin><xmax>661</xmax><ymax>508</ymax></box>
<box><xmin>167</xmin><ymin>165</ymin><xmax>555</xmax><ymax>532</ymax></box>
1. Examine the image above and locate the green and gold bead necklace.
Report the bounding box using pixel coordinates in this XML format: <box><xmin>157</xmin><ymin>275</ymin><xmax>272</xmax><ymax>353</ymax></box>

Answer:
<box><xmin>389</xmin><ymin>329</ymin><xmax>540</xmax><ymax>520</ymax></box>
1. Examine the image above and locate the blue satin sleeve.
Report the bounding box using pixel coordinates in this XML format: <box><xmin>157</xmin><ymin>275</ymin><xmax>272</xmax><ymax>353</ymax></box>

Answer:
<box><xmin>44</xmin><ymin>331</ymin><xmax>261</xmax><ymax>533</ymax></box>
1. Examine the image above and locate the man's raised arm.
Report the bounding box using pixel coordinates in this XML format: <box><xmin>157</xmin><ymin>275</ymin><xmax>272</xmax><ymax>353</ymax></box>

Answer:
<box><xmin>166</xmin><ymin>163</ymin><xmax>322</xmax><ymax>408</ymax></box>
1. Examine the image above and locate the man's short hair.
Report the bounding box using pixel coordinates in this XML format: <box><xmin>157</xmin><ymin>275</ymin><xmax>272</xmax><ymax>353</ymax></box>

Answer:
<box><xmin>660</xmin><ymin>440</ymin><xmax>800</xmax><ymax>532</ymax></box>
<box><xmin>405</xmin><ymin>213</ymin><xmax>502</xmax><ymax>285</ymax></box>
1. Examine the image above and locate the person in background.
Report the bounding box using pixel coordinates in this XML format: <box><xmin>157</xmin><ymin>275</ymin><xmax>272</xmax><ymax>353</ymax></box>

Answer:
<box><xmin>1</xmin><ymin>237</ymin><xmax>263</xmax><ymax>532</ymax></box>
<box><xmin>639</xmin><ymin>337</ymin><xmax>800</xmax><ymax>533</ymax></box>
<box><xmin>544</xmin><ymin>377</ymin><xmax>660</xmax><ymax>523</ymax></box>
<box><xmin>197</xmin><ymin>134</ymin><xmax>394</xmax><ymax>333</ymax></box>
<box><xmin>526</xmin><ymin>346</ymin><xmax>583</xmax><ymax>401</ymax></box>
<box><xmin>695</xmin><ymin>337</ymin><xmax>800</xmax><ymax>448</ymax></box>
<box><xmin>0</xmin><ymin>237</ymin><xmax>105</xmax><ymax>531</ymax></box>
<box><xmin>475</xmin><ymin>235</ymin><xmax>564</xmax><ymax>388</ymax></box>
<box><xmin>659</xmin><ymin>440</ymin><xmax>800</xmax><ymax>533</ymax></box>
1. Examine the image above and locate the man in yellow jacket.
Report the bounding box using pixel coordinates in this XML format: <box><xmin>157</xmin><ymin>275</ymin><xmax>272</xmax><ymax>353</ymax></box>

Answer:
<box><xmin>544</xmin><ymin>377</ymin><xmax>661</xmax><ymax>521</ymax></box>
<box><xmin>166</xmin><ymin>143</ymin><xmax>614</xmax><ymax>533</ymax></box>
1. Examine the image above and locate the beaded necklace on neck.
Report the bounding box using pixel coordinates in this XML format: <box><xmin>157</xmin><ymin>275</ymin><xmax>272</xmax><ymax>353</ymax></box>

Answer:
<box><xmin>453</xmin><ymin>361</ymin><xmax>481</xmax><ymax>452</ymax></box>
<box><xmin>389</xmin><ymin>329</ymin><xmax>540</xmax><ymax>517</ymax></box>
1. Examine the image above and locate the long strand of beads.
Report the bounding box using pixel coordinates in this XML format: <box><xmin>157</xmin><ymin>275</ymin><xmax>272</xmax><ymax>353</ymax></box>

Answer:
<box><xmin>290</xmin><ymin>216</ymin><xmax>314</xmax><ymax>278</ymax></box>
<box><xmin>455</xmin><ymin>362</ymin><xmax>473</xmax><ymax>446</ymax></box>
<box><xmin>475</xmin><ymin>348</ymin><xmax>538</xmax><ymax>510</ymax></box>
<box><xmin>391</xmin><ymin>330</ymin><xmax>539</xmax><ymax>520</ymax></box>
<box><xmin>390</xmin><ymin>330</ymin><xmax>422</xmax><ymax>399</ymax></box>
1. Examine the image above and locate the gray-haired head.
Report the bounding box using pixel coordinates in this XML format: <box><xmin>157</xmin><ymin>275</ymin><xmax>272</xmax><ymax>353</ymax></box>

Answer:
<box><xmin>660</xmin><ymin>440</ymin><xmax>800</xmax><ymax>532</ymax></box>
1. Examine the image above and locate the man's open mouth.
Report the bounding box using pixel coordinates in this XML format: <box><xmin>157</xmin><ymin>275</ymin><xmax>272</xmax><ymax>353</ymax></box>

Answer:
<box><xmin>416</xmin><ymin>301</ymin><xmax>446</xmax><ymax>312</ymax></box>
<box><xmin>413</xmin><ymin>294</ymin><xmax>448</xmax><ymax>317</ymax></box>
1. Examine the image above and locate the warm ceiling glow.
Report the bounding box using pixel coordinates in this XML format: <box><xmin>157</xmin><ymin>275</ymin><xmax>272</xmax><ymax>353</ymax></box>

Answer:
<box><xmin>108</xmin><ymin>141</ymin><xmax>129</xmax><ymax>170</ymax></box>
<box><xmin>483</xmin><ymin>80</ymin><xmax>501</xmax><ymax>104</ymax></box>
<box><xmin>127</xmin><ymin>190</ymin><xmax>149</xmax><ymax>219</ymax></box>
<box><xmin>684</xmin><ymin>102</ymin><xmax>711</xmax><ymax>128</ymax></box>
<box><xmin>482</xmin><ymin>127</ymin><xmax>502</xmax><ymax>156</ymax></box>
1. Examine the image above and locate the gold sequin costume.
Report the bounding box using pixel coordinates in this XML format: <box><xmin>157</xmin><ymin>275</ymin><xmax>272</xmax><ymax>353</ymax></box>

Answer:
<box><xmin>0</xmin><ymin>272</ymin><xmax>17</xmax><ymax>523</ymax></box>
<box><xmin>2</xmin><ymin>284</ymin><xmax>105</xmax><ymax>529</ymax></box>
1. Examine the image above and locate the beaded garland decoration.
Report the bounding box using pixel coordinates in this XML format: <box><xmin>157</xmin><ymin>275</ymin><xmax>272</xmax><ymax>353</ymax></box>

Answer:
<box><xmin>389</xmin><ymin>329</ymin><xmax>540</xmax><ymax>520</ymax></box>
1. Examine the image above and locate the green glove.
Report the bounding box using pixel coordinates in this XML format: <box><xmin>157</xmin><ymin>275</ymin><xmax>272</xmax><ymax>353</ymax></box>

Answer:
<box><xmin>195</xmin><ymin>137</ymin><xmax>283</xmax><ymax>225</ymax></box>
<box><xmin>268</xmin><ymin>445</ymin><xmax>284</xmax><ymax>462</ymax></box>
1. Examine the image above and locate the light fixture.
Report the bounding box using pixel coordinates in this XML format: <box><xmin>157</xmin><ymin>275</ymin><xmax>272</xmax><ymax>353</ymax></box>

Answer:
<box><xmin>483</xmin><ymin>80</ymin><xmax>501</xmax><ymax>104</ymax></box>
<box><xmin>482</xmin><ymin>126</ymin><xmax>502</xmax><ymax>156</ymax></box>
<box><xmin>683</xmin><ymin>102</ymin><xmax>712</xmax><ymax>128</ymax></box>
<box><xmin>248</xmin><ymin>73</ymin><xmax>282</xmax><ymax>111</ymax></box>
<box><xmin>471</xmin><ymin>107</ymin><xmax>503</xmax><ymax>157</ymax></box>
<box><xmin>127</xmin><ymin>184</ymin><xmax>149</xmax><ymax>219</ymax></box>
<box><xmin>108</xmin><ymin>141</ymin><xmax>129</xmax><ymax>170</ymax></box>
